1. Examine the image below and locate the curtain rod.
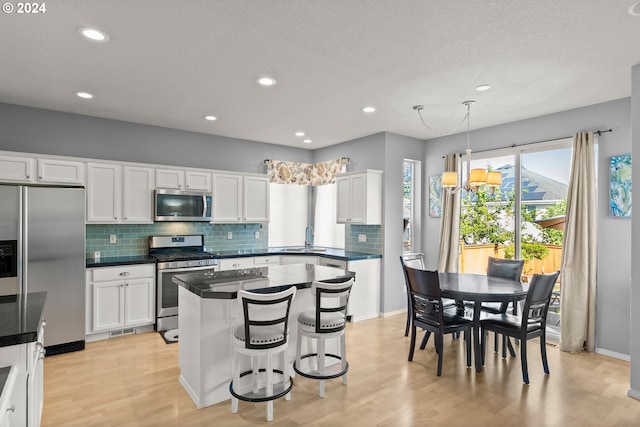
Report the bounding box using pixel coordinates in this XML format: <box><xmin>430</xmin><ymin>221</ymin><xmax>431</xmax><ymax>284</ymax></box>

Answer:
<box><xmin>442</xmin><ymin>129</ymin><xmax>613</xmax><ymax>158</ymax></box>
<box><xmin>263</xmin><ymin>157</ymin><xmax>350</xmax><ymax>164</ymax></box>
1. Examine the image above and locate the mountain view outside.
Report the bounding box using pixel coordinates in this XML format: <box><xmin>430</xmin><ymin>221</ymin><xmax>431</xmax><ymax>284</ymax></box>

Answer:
<box><xmin>460</xmin><ymin>146</ymin><xmax>572</xmax><ymax>340</ymax></box>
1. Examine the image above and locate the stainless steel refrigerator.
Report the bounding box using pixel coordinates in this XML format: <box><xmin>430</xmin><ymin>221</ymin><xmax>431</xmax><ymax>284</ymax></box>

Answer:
<box><xmin>0</xmin><ymin>184</ymin><xmax>86</xmax><ymax>355</ymax></box>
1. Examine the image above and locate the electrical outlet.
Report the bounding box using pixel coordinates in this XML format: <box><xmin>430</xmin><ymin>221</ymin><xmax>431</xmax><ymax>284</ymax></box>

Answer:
<box><xmin>358</xmin><ymin>234</ymin><xmax>367</xmax><ymax>242</ymax></box>
<box><xmin>227</xmin><ymin>232</ymin><xmax>233</xmax><ymax>240</ymax></box>
<box><xmin>254</xmin><ymin>231</ymin><xmax>260</xmax><ymax>239</ymax></box>
<box><xmin>109</xmin><ymin>234</ymin><xmax>117</xmax><ymax>244</ymax></box>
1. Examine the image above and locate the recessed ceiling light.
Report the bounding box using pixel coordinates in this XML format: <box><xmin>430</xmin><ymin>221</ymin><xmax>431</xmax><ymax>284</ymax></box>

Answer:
<box><xmin>77</xmin><ymin>27</ymin><xmax>110</xmax><ymax>42</ymax></box>
<box><xmin>303</xmin><ymin>139</ymin><xmax>312</xmax><ymax>144</ymax></box>
<box><xmin>362</xmin><ymin>106</ymin><xmax>376</xmax><ymax>113</ymax></box>
<box><xmin>476</xmin><ymin>84</ymin><xmax>491</xmax><ymax>92</ymax></box>
<box><xmin>256</xmin><ymin>76</ymin><xmax>277</xmax><ymax>86</ymax></box>
<box><xmin>75</xmin><ymin>91</ymin><xmax>94</xmax><ymax>99</ymax></box>
<box><xmin>295</xmin><ymin>131</ymin><xmax>305</xmax><ymax>137</ymax></box>
<box><xmin>203</xmin><ymin>115</ymin><xmax>217</xmax><ymax>121</ymax></box>
<box><xmin>630</xmin><ymin>1</ymin><xmax>640</xmax><ymax>15</ymax></box>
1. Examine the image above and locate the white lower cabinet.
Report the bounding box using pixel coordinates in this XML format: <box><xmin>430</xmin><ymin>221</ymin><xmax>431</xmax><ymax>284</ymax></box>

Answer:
<box><xmin>86</xmin><ymin>265</ymin><xmax>155</xmax><ymax>339</ymax></box>
<box><xmin>0</xmin><ymin>320</ymin><xmax>45</xmax><ymax>427</ymax></box>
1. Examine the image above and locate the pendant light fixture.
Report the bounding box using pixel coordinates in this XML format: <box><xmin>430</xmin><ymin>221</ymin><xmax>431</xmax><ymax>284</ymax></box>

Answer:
<box><xmin>441</xmin><ymin>100</ymin><xmax>502</xmax><ymax>193</ymax></box>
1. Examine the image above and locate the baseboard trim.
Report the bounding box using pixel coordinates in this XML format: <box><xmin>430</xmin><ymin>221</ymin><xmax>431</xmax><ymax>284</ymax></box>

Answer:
<box><xmin>595</xmin><ymin>347</ymin><xmax>631</xmax><ymax>362</ymax></box>
<box><xmin>628</xmin><ymin>388</ymin><xmax>640</xmax><ymax>400</ymax></box>
<box><xmin>380</xmin><ymin>309</ymin><xmax>405</xmax><ymax>318</ymax></box>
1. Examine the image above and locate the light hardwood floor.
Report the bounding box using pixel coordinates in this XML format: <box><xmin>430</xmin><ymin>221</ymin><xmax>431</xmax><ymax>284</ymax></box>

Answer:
<box><xmin>42</xmin><ymin>314</ymin><xmax>640</xmax><ymax>426</ymax></box>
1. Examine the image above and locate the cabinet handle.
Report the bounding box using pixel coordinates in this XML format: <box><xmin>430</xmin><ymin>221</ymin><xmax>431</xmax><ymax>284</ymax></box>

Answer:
<box><xmin>26</xmin><ymin>174</ymin><xmax>30</xmax><ymax>179</ymax></box>
<box><xmin>119</xmin><ymin>272</ymin><xmax>130</xmax><ymax>276</ymax></box>
<box><xmin>125</xmin><ymin>283</ymin><xmax>129</xmax><ymax>286</ymax></box>
<box><xmin>7</xmin><ymin>404</ymin><xmax>15</xmax><ymax>413</ymax></box>
<box><xmin>120</xmin><ymin>284</ymin><xmax>124</xmax><ymax>287</ymax></box>
<box><xmin>233</xmin><ymin>263</ymin><xmax>239</xmax><ymax>267</ymax></box>
<box><xmin>39</xmin><ymin>176</ymin><xmax>43</xmax><ymax>179</ymax></box>
<box><xmin>186</xmin><ymin>184</ymin><xmax>190</xmax><ymax>188</ymax></box>
<box><xmin>124</xmin><ymin>217</ymin><xmax>127</xmax><ymax>220</ymax></box>
<box><xmin>114</xmin><ymin>217</ymin><xmax>118</xmax><ymax>220</ymax></box>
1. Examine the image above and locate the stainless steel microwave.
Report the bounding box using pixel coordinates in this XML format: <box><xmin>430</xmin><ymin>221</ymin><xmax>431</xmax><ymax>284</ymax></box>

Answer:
<box><xmin>154</xmin><ymin>189</ymin><xmax>212</xmax><ymax>222</ymax></box>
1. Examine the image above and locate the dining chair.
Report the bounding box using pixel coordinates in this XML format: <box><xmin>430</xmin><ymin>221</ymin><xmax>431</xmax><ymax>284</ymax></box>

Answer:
<box><xmin>400</xmin><ymin>253</ymin><xmax>458</xmax><ymax>338</ymax></box>
<box><xmin>404</xmin><ymin>266</ymin><xmax>472</xmax><ymax>376</ymax></box>
<box><xmin>480</xmin><ymin>270</ymin><xmax>561</xmax><ymax>384</ymax></box>
<box><xmin>399</xmin><ymin>253</ymin><xmax>426</xmax><ymax>336</ymax></box>
<box><xmin>483</xmin><ymin>257</ymin><xmax>525</xmax><ymax>354</ymax></box>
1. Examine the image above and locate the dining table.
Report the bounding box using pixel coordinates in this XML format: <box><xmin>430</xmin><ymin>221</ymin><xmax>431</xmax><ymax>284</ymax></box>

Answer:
<box><xmin>438</xmin><ymin>272</ymin><xmax>528</xmax><ymax>372</ymax></box>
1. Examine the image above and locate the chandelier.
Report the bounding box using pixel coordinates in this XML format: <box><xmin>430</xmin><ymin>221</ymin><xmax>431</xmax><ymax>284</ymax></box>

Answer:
<box><xmin>441</xmin><ymin>100</ymin><xmax>501</xmax><ymax>193</ymax></box>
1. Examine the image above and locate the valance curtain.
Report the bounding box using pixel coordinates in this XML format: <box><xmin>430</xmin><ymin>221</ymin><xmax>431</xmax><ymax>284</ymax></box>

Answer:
<box><xmin>438</xmin><ymin>154</ymin><xmax>461</xmax><ymax>272</ymax></box>
<box><xmin>560</xmin><ymin>131</ymin><xmax>597</xmax><ymax>352</ymax></box>
<box><xmin>266</xmin><ymin>158</ymin><xmax>347</xmax><ymax>185</ymax></box>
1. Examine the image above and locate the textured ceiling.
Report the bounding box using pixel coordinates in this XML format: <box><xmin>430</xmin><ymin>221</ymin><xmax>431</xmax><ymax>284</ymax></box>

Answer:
<box><xmin>1</xmin><ymin>0</ymin><xmax>639</xmax><ymax>148</ymax></box>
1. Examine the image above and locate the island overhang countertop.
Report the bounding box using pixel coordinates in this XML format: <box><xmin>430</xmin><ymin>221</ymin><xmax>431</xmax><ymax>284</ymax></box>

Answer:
<box><xmin>172</xmin><ymin>263</ymin><xmax>355</xmax><ymax>299</ymax></box>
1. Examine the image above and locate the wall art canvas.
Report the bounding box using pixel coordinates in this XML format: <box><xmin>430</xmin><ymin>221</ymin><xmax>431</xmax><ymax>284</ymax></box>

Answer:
<box><xmin>609</xmin><ymin>154</ymin><xmax>632</xmax><ymax>217</ymax></box>
<box><xmin>429</xmin><ymin>175</ymin><xmax>442</xmax><ymax>217</ymax></box>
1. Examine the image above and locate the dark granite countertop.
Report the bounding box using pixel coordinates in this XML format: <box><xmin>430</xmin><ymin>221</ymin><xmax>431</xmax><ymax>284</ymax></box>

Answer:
<box><xmin>173</xmin><ymin>263</ymin><xmax>355</xmax><ymax>299</ymax></box>
<box><xmin>0</xmin><ymin>292</ymin><xmax>47</xmax><ymax>348</ymax></box>
<box><xmin>86</xmin><ymin>255</ymin><xmax>157</xmax><ymax>268</ymax></box>
<box><xmin>212</xmin><ymin>247</ymin><xmax>381</xmax><ymax>261</ymax></box>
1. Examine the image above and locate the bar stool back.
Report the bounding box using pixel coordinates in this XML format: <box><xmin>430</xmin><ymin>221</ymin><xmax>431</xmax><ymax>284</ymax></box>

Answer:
<box><xmin>293</xmin><ymin>277</ymin><xmax>354</xmax><ymax>398</ymax></box>
<box><xmin>230</xmin><ymin>286</ymin><xmax>296</xmax><ymax>422</ymax></box>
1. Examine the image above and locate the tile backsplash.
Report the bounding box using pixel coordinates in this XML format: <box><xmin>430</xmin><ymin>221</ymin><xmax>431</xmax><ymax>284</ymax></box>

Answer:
<box><xmin>345</xmin><ymin>224</ymin><xmax>383</xmax><ymax>254</ymax></box>
<box><xmin>87</xmin><ymin>222</ymin><xmax>382</xmax><ymax>258</ymax></box>
<box><xmin>86</xmin><ymin>223</ymin><xmax>268</xmax><ymax>257</ymax></box>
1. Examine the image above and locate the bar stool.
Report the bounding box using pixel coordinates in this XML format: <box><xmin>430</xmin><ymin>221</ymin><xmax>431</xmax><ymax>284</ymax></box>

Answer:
<box><xmin>230</xmin><ymin>286</ymin><xmax>296</xmax><ymax>422</ymax></box>
<box><xmin>293</xmin><ymin>277</ymin><xmax>354</xmax><ymax>398</ymax></box>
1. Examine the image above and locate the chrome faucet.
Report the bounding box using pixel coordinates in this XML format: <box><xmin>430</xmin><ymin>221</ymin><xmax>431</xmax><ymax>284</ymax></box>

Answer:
<box><xmin>305</xmin><ymin>225</ymin><xmax>314</xmax><ymax>249</ymax></box>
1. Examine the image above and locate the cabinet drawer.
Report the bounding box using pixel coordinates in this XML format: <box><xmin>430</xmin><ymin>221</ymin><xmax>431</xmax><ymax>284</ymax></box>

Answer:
<box><xmin>218</xmin><ymin>258</ymin><xmax>254</xmax><ymax>270</ymax></box>
<box><xmin>91</xmin><ymin>265</ymin><xmax>155</xmax><ymax>282</ymax></box>
<box><xmin>319</xmin><ymin>258</ymin><xmax>347</xmax><ymax>269</ymax></box>
<box><xmin>253</xmin><ymin>256</ymin><xmax>280</xmax><ymax>266</ymax></box>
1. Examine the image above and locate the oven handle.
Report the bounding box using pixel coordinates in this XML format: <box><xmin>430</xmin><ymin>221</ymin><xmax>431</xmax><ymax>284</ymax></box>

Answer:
<box><xmin>202</xmin><ymin>195</ymin><xmax>208</xmax><ymax>219</ymax></box>
<box><xmin>158</xmin><ymin>264</ymin><xmax>219</xmax><ymax>274</ymax></box>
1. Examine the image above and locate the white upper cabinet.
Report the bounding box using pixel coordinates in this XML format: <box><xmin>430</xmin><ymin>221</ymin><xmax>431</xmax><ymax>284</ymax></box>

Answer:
<box><xmin>87</xmin><ymin>163</ymin><xmax>154</xmax><ymax>224</ymax></box>
<box><xmin>335</xmin><ymin>170</ymin><xmax>382</xmax><ymax>225</ymax></box>
<box><xmin>0</xmin><ymin>154</ymin><xmax>34</xmax><ymax>182</ymax></box>
<box><xmin>122</xmin><ymin>166</ymin><xmax>155</xmax><ymax>223</ymax></box>
<box><xmin>156</xmin><ymin>168</ymin><xmax>184</xmax><ymax>190</ymax></box>
<box><xmin>87</xmin><ymin>163</ymin><xmax>121</xmax><ymax>223</ymax></box>
<box><xmin>185</xmin><ymin>171</ymin><xmax>212</xmax><ymax>192</ymax></box>
<box><xmin>37</xmin><ymin>158</ymin><xmax>84</xmax><ymax>185</ymax></box>
<box><xmin>156</xmin><ymin>168</ymin><xmax>212</xmax><ymax>192</ymax></box>
<box><xmin>243</xmin><ymin>175</ymin><xmax>270</xmax><ymax>222</ymax></box>
<box><xmin>211</xmin><ymin>173</ymin><xmax>269</xmax><ymax>223</ymax></box>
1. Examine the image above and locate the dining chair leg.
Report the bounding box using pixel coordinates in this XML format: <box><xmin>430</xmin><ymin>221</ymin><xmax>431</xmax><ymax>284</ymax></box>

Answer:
<box><xmin>465</xmin><ymin>330</ymin><xmax>472</xmax><ymax>368</ymax></box>
<box><xmin>436</xmin><ymin>333</ymin><xmax>444</xmax><ymax>376</ymax></box>
<box><xmin>520</xmin><ymin>338</ymin><xmax>529</xmax><ymax>384</ymax></box>
<box><xmin>419</xmin><ymin>331</ymin><xmax>431</xmax><ymax>350</ymax></box>
<box><xmin>501</xmin><ymin>335</ymin><xmax>507</xmax><ymax>358</ymax></box>
<box><xmin>405</xmin><ymin>294</ymin><xmax>411</xmax><ymax>337</ymax></box>
<box><xmin>494</xmin><ymin>332</ymin><xmax>499</xmax><ymax>353</ymax></box>
<box><xmin>480</xmin><ymin>327</ymin><xmax>486</xmax><ymax>365</ymax></box>
<box><xmin>540</xmin><ymin>333</ymin><xmax>550</xmax><ymax>375</ymax></box>
<box><xmin>507</xmin><ymin>337</ymin><xmax>516</xmax><ymax>358</ymax></box>
<box><xmin>408</xmin><ymin>326</ymin><xmax>417</xmax><ymax>361</ymax></box>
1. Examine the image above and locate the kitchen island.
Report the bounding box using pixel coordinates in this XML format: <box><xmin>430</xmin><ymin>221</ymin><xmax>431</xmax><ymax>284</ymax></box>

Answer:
<box><xmin>173</xmin><ymin>263</ymin><xmax>354</xmax><ymax>409</ymax></box>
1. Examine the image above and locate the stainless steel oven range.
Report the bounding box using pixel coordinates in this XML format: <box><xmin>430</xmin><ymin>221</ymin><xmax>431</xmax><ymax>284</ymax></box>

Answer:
<box><xmin>149</xmin><ymin>235</ymin><xmax>218</xmax><ymax>332</ymax></box>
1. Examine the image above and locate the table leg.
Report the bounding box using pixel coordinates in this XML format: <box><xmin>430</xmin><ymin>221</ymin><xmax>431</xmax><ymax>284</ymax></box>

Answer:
<box><xmin>473</xmin><ymin>303</ymin><xmax>482</xmax><ymax>372</ymax></box>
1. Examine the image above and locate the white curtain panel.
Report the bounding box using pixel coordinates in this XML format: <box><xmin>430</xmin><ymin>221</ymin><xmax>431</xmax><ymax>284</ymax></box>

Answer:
<box><xmin>438</xmin><ymin>154</ymin><xmax>461</xmax><ymax>272</ymax></box>
<box><xmin>560</xmin><ymin>132</ymin><xmax>597</xmax><ymax>352</ymax></box>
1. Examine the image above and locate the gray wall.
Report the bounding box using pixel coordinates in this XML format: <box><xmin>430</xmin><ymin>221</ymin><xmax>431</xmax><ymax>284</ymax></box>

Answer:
<box><xmin>0</xmin><ymin>103</ymin><xmax>312</xmax><ymax>173</ymax></box>
<box><xmin>424</xmin><ymin>98</ymin><xmax>632</xmax><ymax>358</ymax></box>
<box><xmin>315</xmin><ymin>132</ymin><xmax>426</xmax><ymax>313</ymax></box>
<box><xmin>631</xmin><ymin>64</ymin><xmax>640</xmax><ymax>397</ymax></box>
